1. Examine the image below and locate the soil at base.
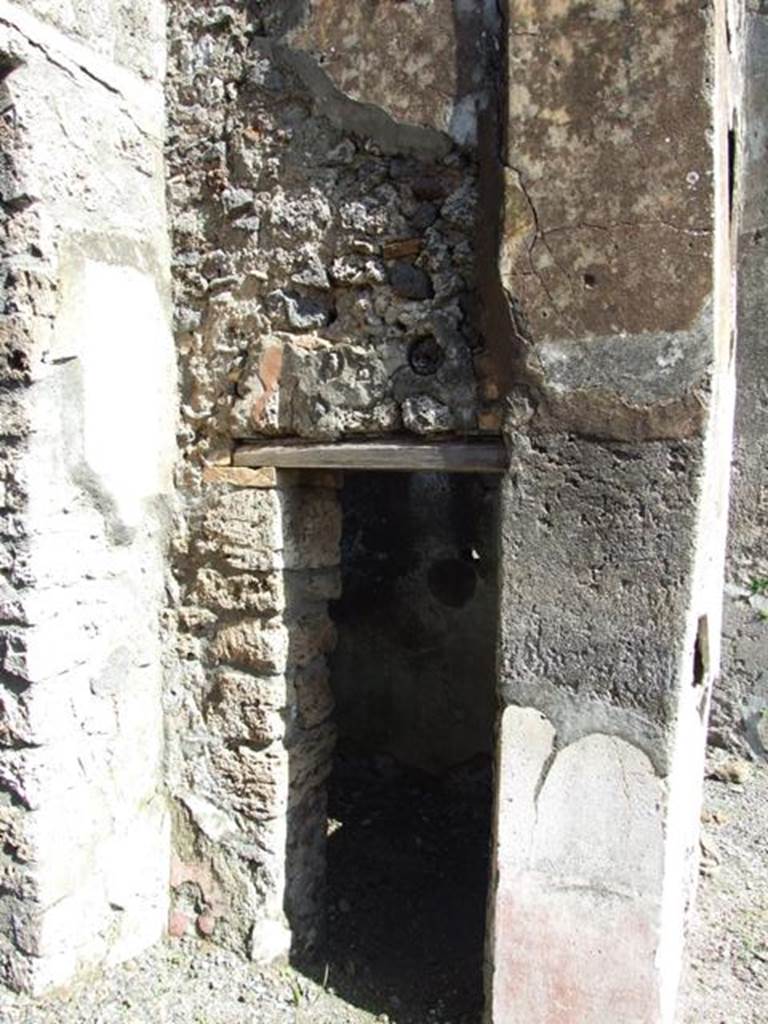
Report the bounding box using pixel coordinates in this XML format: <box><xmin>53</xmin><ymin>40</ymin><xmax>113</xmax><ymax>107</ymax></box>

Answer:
<box><xmin>0</xmin><ymin>751</ymin><xmax>764</xmax><ymax>1024</ymax></box>
<box><xmin>297</xmin><ymin>751</ymin><xmax>493</xmax><ymax>1024</ymax></box>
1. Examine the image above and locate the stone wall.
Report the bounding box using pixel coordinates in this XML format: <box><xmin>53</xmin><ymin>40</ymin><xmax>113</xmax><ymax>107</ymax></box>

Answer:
<box><xmin>0</xmin><ymin>0</ymin><xmax>176</xmax><ymax>994</ymax></box>
<box><xmin>165</xmin><ymin>0</ymin><xmax>502</xmax><ymax>478</ymax></box>
<box><xmin>166</xmin><ymin>467</ymin><xmax>340</xmax><ymax>960</ymax></box>
<box><xmin>163</xmin><ymin>7</ymin><xmax>744</xmax><ymax>1024</ymax></box>
<box><xmin>487</xmin><ymin>3</ymin><xmax>738</xmax><ymax>1023</ymax></box>
<box><xmin>716</xmin><ymin>2</ymin><xmax>768</xmax><ymax>758</ymax></box>
<box><xmin>164</xmin><ymin>0</ymin><xmax>506</xmax><ymax>965</ymax></box>
<box><xmin>0</xmin><ymin>0</ymin><xmax>746</xmax><ymax>1019</ymax></box>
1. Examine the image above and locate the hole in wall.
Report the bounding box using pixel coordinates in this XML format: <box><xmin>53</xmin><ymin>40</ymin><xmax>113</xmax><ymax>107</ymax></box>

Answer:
<box><xmin>296</xmin><ymin>470</ymin><xmax>499</xmax><ymax>1024</ymax></box>
<box><xmin>727</xmin><ymin>123</ymin><xmax>737</xmax><ymax>226</ymax></box>
<box><xmin>0</xmin><ymin>52</ymin><xmax>22</xmax><ymax>91</ymax></box>
<box><xmin>693</xmin><ymin>615</ymin><xmax>709</xmax><ymax>688</ymax></box>
<box><xmin>408</xmin><ymin>335</ymin><xmax>444</xmax><ymax>376</ymax></box>
<box><xmin>693</xmin><ymin>615</ymin><xmax>711</xmax><ymax>722</ymax></box>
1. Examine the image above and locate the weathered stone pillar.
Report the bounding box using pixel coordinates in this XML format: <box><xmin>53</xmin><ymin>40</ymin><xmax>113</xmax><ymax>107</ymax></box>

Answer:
<box><xmin>487</xmin><ymin>3</ymin><xmax>737</xmax><ymax>1022</ymax></box>
<box><xmin>0</xmin><ymin>0</ymin><xmax>175</xmax><ymax>993</ymax></box>
<box><xmin>717</xmin><ymin>3</ymin><xmax>768</xmax><ymax>757</ymax></box>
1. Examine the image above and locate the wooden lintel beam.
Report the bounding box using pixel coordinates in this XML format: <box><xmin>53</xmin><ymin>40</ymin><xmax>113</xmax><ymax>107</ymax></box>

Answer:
<box><xmin>233</xmin><ymin>440</ymin><xmax>508</xmax><ymax>474</ymax></box>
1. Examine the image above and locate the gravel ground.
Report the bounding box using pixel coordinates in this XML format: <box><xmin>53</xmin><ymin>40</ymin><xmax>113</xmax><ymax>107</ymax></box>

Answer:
<box><xmin>0</xmin><ymin>751</ymin><xmax>764</xmax><ymax>1024</ymax></box>
<box><xmin>0</xmin><ymin>941</ymin><xmax>379</xmax><ymax>1024</ymax></box>
<box><xmin>678</xmin><ymin>751</ymin><xmax>767</xmax><ymax>1024</ymax></box>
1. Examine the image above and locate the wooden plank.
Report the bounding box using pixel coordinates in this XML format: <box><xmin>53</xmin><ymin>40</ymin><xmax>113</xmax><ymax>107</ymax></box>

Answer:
<box><xmin>233</xmin><ymin>440</ymin><xmax>508</xmax><ymax>473</ymax></box>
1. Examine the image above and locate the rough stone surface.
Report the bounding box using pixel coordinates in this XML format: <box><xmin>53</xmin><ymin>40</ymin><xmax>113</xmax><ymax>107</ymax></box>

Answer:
<box><xmin>498</xmin><ymin>434</ymin><xmax>703</xmax><ymax>754</ymax></box>
<box><xmin>0</xmin><ymin>4</ymin><xmax>749</xmax><ymax>1024</ymax></box>
<box><xmin>16</xmin><ymin>0</ymin><xmax>166</xmax><ymax>79</ymax></box>
<box><xmin>488</xmin><ymin>6</ymin><xmax>737</xmax><ymax>1023</ymax></box>
<box><xmin>165</xmin><ymin>0</ymin><xmax>503</xmax><ymax>480</ymax></box>
<box><xmin>493</xmin><ymin>423</ymin><xmax>735</xmax><ymax>1021</ymax></box>
<box><xmin>716</xmin><ymin>4</ymin><xmax>768</xmax><ymax>759</ymax></box>
<box><xmin>167</xmin><ymin>473</ymin><xmax>341</xmax><ymax>959</ymax></box>
<box><xmin>0</xmin><ymin>0</ymin><xmax>175</xmax><ymax>994</ymax></box>
<box><xmin>281</xmin><ymin>0</ymin><xmax>486</xmax><ymax>144</ymax></box>
<box><xmin>501</xmin><ymin>0</ymin><xmax>720</xmax><ymax>440</ymax></box>
<box><xmin>163</xmin><ymin>0</ymin><xmax>504</xmax><ymax>971</ymax></box>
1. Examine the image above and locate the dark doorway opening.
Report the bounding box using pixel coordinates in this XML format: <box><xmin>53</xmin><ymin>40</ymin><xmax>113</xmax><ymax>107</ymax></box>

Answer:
<box><xmin>305</xmin><ymin>470</ymin><xmax>499</xmax><ymax>1023</ymax></box>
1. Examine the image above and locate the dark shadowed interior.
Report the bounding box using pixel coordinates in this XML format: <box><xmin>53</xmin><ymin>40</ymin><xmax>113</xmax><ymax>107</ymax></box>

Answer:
<box><xmin>300</xmin><ymin>472</ymin><xmax>499</xmax><ymax>1023</ymax></box>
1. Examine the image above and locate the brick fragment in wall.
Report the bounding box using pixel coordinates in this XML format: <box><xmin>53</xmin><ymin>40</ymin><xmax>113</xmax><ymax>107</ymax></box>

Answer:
<box><xmin>170</xmin><ymin>855</ymin><xmax>225</xmax><ymax>916</ymax></box>
<box><xmin>202</xmin><ymin>468</ymin><xmax>343</xmax><ymax>491</ymax></box>
<box><xmin>202</xmin><ymin>467</ymin><xmax>280</xmax><ymax>489</ymax></box>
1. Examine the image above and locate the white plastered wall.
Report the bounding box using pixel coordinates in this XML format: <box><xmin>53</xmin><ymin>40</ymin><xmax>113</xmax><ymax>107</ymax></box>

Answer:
<box><xmin>0</xmin><ymin>0</ymin><xmax>176</xmax><ymax>993</ymax></box>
